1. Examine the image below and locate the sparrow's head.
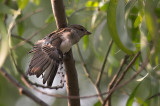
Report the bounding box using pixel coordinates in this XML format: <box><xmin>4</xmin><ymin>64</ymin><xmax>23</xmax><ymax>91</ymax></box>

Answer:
<box><xmin>69</xmin><ymin>24</ymin><xmax>91</xmax><ymax>37</ymax></box>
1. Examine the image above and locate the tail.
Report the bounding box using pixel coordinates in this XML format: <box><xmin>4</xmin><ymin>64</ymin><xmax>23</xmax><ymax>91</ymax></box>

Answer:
<box><xmin>27</xmin><ymin>42</ymin><xmax>63</xmax><ymax>86</ymax></box>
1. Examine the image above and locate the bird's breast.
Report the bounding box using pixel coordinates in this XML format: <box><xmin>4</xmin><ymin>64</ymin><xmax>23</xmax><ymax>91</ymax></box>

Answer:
<box><xmin>60</xmin><ymin>39</ymin><xmax>72</xmax><ymax>54</ymax></box>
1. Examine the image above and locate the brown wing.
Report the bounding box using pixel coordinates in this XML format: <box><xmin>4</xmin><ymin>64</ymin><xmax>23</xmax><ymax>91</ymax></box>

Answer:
<box><xmin>27</xmin><ymin>35</ymin><xmax>63</xmax><ymax>86</ymax></box>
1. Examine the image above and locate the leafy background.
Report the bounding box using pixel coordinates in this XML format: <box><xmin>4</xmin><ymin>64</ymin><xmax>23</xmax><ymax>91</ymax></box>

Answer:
<box><xmin>0</xmin><ymin>0</ymin><xmax>160</xmax><ymax>106</ymax></box>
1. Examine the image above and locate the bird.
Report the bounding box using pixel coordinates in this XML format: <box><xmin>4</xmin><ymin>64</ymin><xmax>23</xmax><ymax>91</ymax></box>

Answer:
<box><xmin>26</xmin><ymin>24</ymin><xmax>91</xmax><ymax>86</ymax></box>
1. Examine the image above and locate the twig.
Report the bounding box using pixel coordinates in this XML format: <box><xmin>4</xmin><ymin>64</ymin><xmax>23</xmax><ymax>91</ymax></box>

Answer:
<box><xmin>147</xmin><ymin>93</ymin><xmax>160</xmax><ymax>100</ymax></box>
<box><xmin>10</xmin><ymin>47</ymin><xmax>109</xmax><ymax>99</ymax></box>
<box><xmin>106</xmin><ymin>55</ymin><xmax>129</xmax><ymax>106</ymax></box>
<box><xmin>0</xmin><ymin>68</ymin><xmax>49</xmax><ymax>106</ymax></box>
<box><xmin>12</xmin><ymin>23</ymin><xmax>48</xmax><ymax>49</ymax></box>
<box><xmin>12</xmin><ymin>8</ymin><xmax>44</xmax><ymax>28</ymax></box>
<box><xmin>67</xmin><ymin>7</ymin><xmax>95</xmax><ymax>22</ymax></box>
<box><xmin>12</xmin><ymin>34</ymin><xmax>34</xmax><ymax>46</ymax></box>
<box><xmin>75</xmin><ymin>44</ymin><xmax>104</xmax><ymax>103</ymax></box>
<box><xmin>95</xmin><ymin>40</ymin><xmax>113</xmax><ymax>86</ymax></box>
<box><xmin>103</xmin><ymin>51</ymin><xmax>142</xmax><ymax>106</ymax></box>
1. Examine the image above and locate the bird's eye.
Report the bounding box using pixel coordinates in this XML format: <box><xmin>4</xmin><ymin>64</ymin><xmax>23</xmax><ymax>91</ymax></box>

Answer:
<box><xmin>80</xmin><ymin>28</ymin><xmax>84</xmax><ymax>31</ymax></box>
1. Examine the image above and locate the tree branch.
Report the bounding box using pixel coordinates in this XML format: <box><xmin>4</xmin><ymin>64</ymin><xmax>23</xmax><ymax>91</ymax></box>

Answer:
<box><xmin>103</xmin><ymin>51</ymin><xmax>141</xmax><ymax>106</ymax></box>
<box><xmin>0</xmin><ymin>68</ymin><xmax>49</xmax><ymax>106</ymax></box>
<box><xmin>50</xmin><ymin>0</ymin><xmax>80</xmax><ymax>106</ymax></box>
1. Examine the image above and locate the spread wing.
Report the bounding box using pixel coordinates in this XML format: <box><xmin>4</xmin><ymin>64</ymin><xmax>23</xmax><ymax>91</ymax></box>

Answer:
<box><xmin>27</xmin><ymin>34</ymin><xmax>63</xmax><ymax>86</ymax></box>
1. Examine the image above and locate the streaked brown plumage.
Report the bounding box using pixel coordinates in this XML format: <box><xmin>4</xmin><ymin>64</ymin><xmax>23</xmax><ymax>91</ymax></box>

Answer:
<box><xmin>27</xmin><ymin>24</ymin><xmax>91</xmax><ymax>86</ymax></box>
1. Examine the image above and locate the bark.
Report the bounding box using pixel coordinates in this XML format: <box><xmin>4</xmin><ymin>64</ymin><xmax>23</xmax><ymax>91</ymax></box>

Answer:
<box><xmin>50</xmin><ymin>0</ymin><xmax>80</xmax><ymax>106</ymax></box>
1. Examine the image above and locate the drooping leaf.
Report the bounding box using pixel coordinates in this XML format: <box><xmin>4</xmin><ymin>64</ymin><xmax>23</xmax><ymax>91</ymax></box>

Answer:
<box><xmin>32</xmin><ymin>0</ymin><xmax>40</xmax><ymax>5</ymax></box>
<box><xmin>144</xmin><ymin>0</ymin><xmax>160</xmax><ymax>54</ymax></box>
<box><xmin>99</xmin><ymin>1</ymin><xmax>109</xmax><ymax>11</ymax></box>
<box><xmin>94</xmin><ymin>101</ymin><xmax>101</xmax><ymax>106</ymax></box>
<box><xmin>45</xmin><ymin>14</ymin><xmax>55</xmax><ymax>23</ymax></box>
<box><xmin>85</xmin><ymin>1</ymin><xmax>99</xmax><ymax>7</ymax></box>
<box><xmin>134</xmin><ymin>14</ymin><xmax>143</xmax><ymax>28</ymax></box>
<box><xmin>66</xmin><ymin>9</ymin><xmax>74</xmax><ymax>17</ymax></box>
<box><xmin>126</xmin><ymin>83</ymin><xmax>141</xmax><ymax>106</ymax></box>
<box><xmin>0</xmin><ymin>15</ymin><xmax>9</xmax><ymax>68</ymax></box>
<box><xmin>17</xmin><ymin>15</ymin><xmax>24</xmax><ymax>36</ymax></box>
<box><xmin>17</xmin><ymin>0</ymin><xmax>29</xmax><ymax>10</ymax></box>
<box><xmin>107</xmin><ymin>0</ymin><xmax>136</xmax><ymax>55</ymax></box>
<box><xmin>83</xmin><ymin>35</ymin><xmax>89</xmax><ymax>50</ymax></box>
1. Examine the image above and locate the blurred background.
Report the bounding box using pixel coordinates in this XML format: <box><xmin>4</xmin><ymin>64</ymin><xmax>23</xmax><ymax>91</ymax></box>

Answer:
<box><xmin>0</xmin><ymin>0</ymin><xmax>160</xmax><ymax>106</ymax></box>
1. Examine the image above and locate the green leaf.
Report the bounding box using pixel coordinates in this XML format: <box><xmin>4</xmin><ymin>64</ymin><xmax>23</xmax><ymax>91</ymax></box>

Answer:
<box><xmin>0</xmin><ymin>15</ymin><xmax>9</xmax><ymax>68</ymax></box>
<box><xmin>94</xmin><ymin>101</ymin><xmax>101</xmax><ymax>106</ymax></box>
<box><xmin>126</xmin><ymin>83</ymin><xmax>141</xmax><ymax>106</ymax></box>
<box><xmin>100</xmin><ymin>2</ymin><xmax>109</xmax><ymax>11</ymax></box>
<box><xmin>17</xmin><ymin>15</ymin><xmax>24</xmax><ymax>36</ymax></box>
<box><xmin>83</xmin><ymin>35</ymin><xmax>89</xmax><ymax>50</ymax></box>
<box><xmin>17</xmin><ymin>0</ymin><xmax>29</xmax><ymax>10</ymax></box>
<box><xmin>134</xmin><ymin>14</ymin><xmax>142</xmax><ymax>28</ymax></box>
<box><xmin>136</xmin><ymin>97</ymin><xmax>148</xmax><ymax>106</ymax></box>
<box><xmin>45</xmin><ymin>14</ymin><xmax>55</xmax><ymax>23</ymax></box>
<box><xmin>85</xmin><ymin>1</ymin><xmax>99</xmax><ymax>7</ymax></box>
<box><xmin>66</xmin><ymin>9</ymin><xmax>74</xmax><ymax>17</ymax></box>
<box><xmin>144</xmin><ymin>0</ymin><xmax>160</xmax><ymax>54</ymax></box>
<box><xmin>33</xmin><ymin>0</ymin><xmax>40</xmax><ymax>5</ymax></box>
<box><xmin>107</xmin><ymin>0</ymin><xmax>136</xmax><ymax>55</ymax></box>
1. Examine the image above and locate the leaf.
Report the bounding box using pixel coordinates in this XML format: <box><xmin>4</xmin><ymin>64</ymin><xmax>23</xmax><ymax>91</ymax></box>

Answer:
<box><xmin>83</xmin><ymin>35</ymin><xmax>89</xmax><ymax>50</ymax></box>
<box><xmin>136</xmin><ymin>97</ymin><xmax>148</xmax><ymax>106</ymax></box>
<box><xmin>17</xmin><ymin>0</ymin><xmax>29</xmax><ymax>10</ymax></box>
<box><xmin>85</xmin><ymin>1</ymin><xmax>99</xmax><ymax>7</ymax></box>
<box><xmin>0</xmin><ymin>15</ymin><xmax>9</xmax><ymax>68</ymax></box>
<box><xmin>126</xmin><ymin>83</ymin><xmax>141</xmax><ymax>106</ymax></box>
<box><xmin>137</xmin><ymin>73</ymin><xmax>149</xmax><ymax>81</ymax></box>
<box><xmin>33</xmin><ymin>0</ymin><xmax>40</xmax><ymax>5</ymax></box>
<box><xmin>66</xmin><ymin>9</ymin><xmax>74</xmax><ymax>17</ymax></box>
<box><xmin>144</xmin><ymin>0</ymin><xmax>160</xmax><ymax>54</ymax></box>
<box><xmin>134</xmin><ymin>14</ymin><xmax>142</xmax><ymax>28</ymax></box>
<box><xmin>99</xmin><ymin>2</ymin><xmax>109</xmax><ymax>11</ymax></box>
<box><xmin>107</xmin><ymin>0</ymin><xmax>136</xmax><ymax>55</ymax></box>
<box><xmin>17</xmin><ymin>15</ymin><xmax>24</xmax><ymax>36</ymax></box>
<box><xmin>45</xmin><ymin>14</ymin><xmax>55</xmax><ymax>23</ymax></box>
<box><xmin>94</xmin><ymin>101</ymin><xmax>101</xmax><ymax>106</ymax></box>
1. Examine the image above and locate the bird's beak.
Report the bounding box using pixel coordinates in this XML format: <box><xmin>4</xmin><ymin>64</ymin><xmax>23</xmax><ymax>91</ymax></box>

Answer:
<box><xmin>85</xmin><ymin>31</ymin><xmax>91</xmax><ymax>35</ymax></box>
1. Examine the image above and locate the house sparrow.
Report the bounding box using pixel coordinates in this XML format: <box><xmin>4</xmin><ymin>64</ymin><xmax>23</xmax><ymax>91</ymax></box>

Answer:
<box><xmin>27</xmin><ymin>24</ymin><xmax>91</xmax><ymax>86</ymax></box>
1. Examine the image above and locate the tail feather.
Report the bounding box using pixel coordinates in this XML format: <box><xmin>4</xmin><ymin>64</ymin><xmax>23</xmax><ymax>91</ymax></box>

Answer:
<box><xmin>27</xmin><ymin>39</ymin><xmax>63</xmax><ymax>87</ymax></box>
<box><xmin>43</xmin><ymin>60</ymin><xmax>55</xmax><ymax>84</ymax></box>
<box><xmin>47</xmin><ymin>64</ymin><xmax>58</xmax><ymax>86</ymax></box>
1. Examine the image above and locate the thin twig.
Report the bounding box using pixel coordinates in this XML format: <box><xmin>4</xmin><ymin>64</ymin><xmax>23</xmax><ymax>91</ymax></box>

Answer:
<box><xmin>12</xmin><ymin>34</ymin><xmax>34</xmax><ymax>46</ymax></box>
<box><xmin>10</xmin><ymin>48</ymin><xmax>109</xmax><ymax>99</ymax></box>
<box><xmin>12</xmin><ymin>8</ymin><xmax>44</xmax><ymax>28</ymax></box>
<box><xmin>75</xmin><ymin>44</ymin><xmax>104</xmax><ymax>103</ymax></box>
<box><xmin>12</xmin><ymin>24</ymin><xmax>48</xmax><ymax>49</ymax></box>
<box><xmin>103</xmin><ymin>51</ymin><xmax>142</xmax><ymax>106</ymax></box>
<box><xmin>106</xmin><ymin>55</ymin><xmax>129</xmax><ymax>106</ymax></box>
<box><xmin>95</xmin><ymin>40</ymin><xmax>113</xmax><ymax>86</ymax></box>
<box><xmin>67</xmin><ymin>7</ymin><xmax>95</xmax><ymax>22</ymax></box>
<box><xmin>0</xmin><ymin>68</ymin><xmax>49</xmax><ymax>106</ymax></box>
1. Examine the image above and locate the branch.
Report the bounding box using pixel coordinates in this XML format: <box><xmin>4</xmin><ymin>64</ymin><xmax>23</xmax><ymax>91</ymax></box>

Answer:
<box><xmin>51</xmin><ymin>0</ymin><xmax>80</xmax><ymax>106</ymax></box>
<box><xmin>103</xmin><ymin>51</ymin><xmax>141</xmax><ymax>106</ymax></box>
<box><xmin>12</xmin><ymin>24</ymin><xmax>48</xmax><ymax>49</ymax></box>
<box><xmin>75</xmin><ymin>44</ymin><xmax>104</xmax><ymax>103</ymax></box>
<box><xmin>12</xmin><ymin>34</ymin><xmax>34</xmax><ymax>46</ymax></box>
<box><xmin>106</xmin><ymin>55</ymin><xmax>129</xmax><ymax>106</ymax></box>
<box><xmin>95</xmin><ymin>40</ymin><xmax>113</xmax><ymax>86</ymax></box>
<box><xmin>0</xmin><ymin>68</ymin><xmax>49</xmax><ymax>106</ymax></box>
